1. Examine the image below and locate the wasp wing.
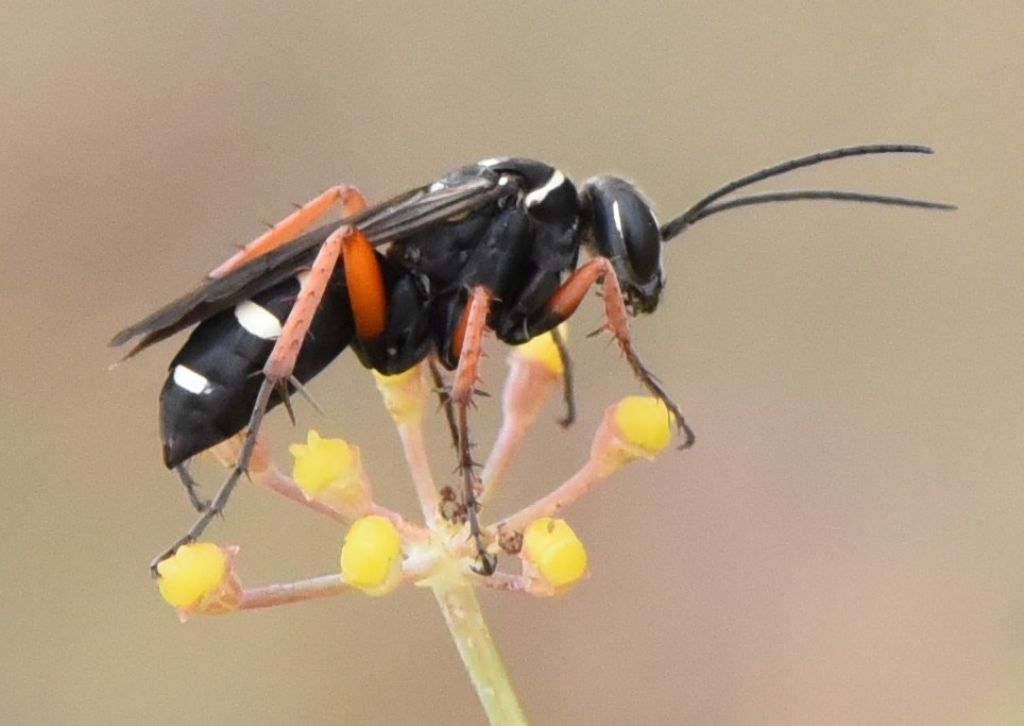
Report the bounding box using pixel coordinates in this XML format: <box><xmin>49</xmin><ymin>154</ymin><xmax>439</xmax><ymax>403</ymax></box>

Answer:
<box><xmin>111</xmin><ymin>173</ymin><xmax>508</xmax><ymax>358</ymax></box>
<box><xmin>357</xmin><ymin>174</ymin><xmax>503</xmax><ymax>243</ymax></box>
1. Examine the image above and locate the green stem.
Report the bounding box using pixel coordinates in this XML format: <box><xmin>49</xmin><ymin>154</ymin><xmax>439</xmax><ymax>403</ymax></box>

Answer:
<box><xmin>432</xmin><ymin>581</ymin><xmax>527</xmax><ymax>725</ymax></box>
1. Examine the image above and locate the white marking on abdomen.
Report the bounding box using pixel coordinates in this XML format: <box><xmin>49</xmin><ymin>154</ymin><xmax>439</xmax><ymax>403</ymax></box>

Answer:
<box><xmin>234</xmin><ymin>300</ymin><xmax>283</xmax><ymax>340</ymax></box>
<box><xmin>525</xmin><ymin>170</ymin><xmax>566</xmax><ymax>207</ymax></box>
<box><xmin>173</xmin><ymin>365</ymin><xmax>213</xmax><ymax>395</ymax></box>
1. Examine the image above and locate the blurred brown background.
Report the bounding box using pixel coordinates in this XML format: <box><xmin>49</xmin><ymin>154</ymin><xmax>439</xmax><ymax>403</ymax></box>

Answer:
<box><xmin>2</xmin><ymin>2</ymin><xmax>1021</xmax><ymax>724</ymax></box>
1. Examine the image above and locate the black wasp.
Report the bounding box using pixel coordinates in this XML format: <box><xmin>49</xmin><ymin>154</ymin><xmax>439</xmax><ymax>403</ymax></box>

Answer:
<box><xmin>112</xmin><ymin>144</ymin><xmax>953</xmax><ymax>574</ymax></box>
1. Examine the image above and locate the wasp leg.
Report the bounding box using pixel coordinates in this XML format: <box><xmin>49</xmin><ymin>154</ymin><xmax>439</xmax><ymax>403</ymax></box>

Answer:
<box><xmin>549</xmin><ymin>325</ymin><xmax>576</xmax><ymax>428</ymax></box>
<box><xmin>209</xmin><ymin>185</ymin><xmax>367</xmax><ymax>278</ymax></box>
<box><xmin>451</xmin><ymin>286</ymin><xmax>498</xmax><ymax>575</ymax></box>
<box><xmin>150</xmin><ymin>218</ymin><xmax>363</xmax><ymax>576</ymax></box>
<box><xmin>427</xmin><ymin>356</ymin><xmax>460</xmax><ymax>452</ymax></box>
<box><xmin>533</xmin><ymin>258</ymin><xmax>695</xmax><ymax>448</ymax></box>
<box><xmin>175</xmin><ymin>464</ymin><xmax>210</xmax><ymax>512</ymax></box>
<box><xmin>150</xmin><ymin>380</ymin><xmax>274</xmax><ymax>575</ymax></box>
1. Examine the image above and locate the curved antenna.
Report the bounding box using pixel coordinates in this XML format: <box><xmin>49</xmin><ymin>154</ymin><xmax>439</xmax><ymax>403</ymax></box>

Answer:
<box><xmin>660</xmin><ymin>144</ymin><xmax>954</xmax><ymax>241</ymax></box>
<box><xmin>684</xmin><ymin>190</ymin><xmax>956</xmax><ymax>226</ymax></box>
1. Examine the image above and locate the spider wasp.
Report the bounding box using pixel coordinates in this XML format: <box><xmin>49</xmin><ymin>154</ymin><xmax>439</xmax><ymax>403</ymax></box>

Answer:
<box><xmin>112</xmin><ymin>144</ymin><xmax>953</xmax><ymax>574</ymax></box>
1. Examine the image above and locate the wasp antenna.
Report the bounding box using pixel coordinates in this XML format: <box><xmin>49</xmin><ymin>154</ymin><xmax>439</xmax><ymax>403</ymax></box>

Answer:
<box><xmin>686</xmin><ymin>189</ymin><xmax>956</xmax><ymax>226</ymax></box>
<box><xmin>111</xmin><ymin>339</ymin><xmax>147</xmax><ymax>361</ymax></box>
<box><xmin>661</xmin><ymin>144</ymin><xmax>941</xmax><ymax>240</ymax></box>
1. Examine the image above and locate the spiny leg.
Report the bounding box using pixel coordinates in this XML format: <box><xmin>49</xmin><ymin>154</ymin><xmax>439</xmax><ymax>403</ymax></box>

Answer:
<box><xmin>538</xmin><ymin>258</ymin><xmax>695</xmax><ymax>448</ymax></box>
<box><xmin>150</xmin><ymin>220</ymin><xmax>360</xmax><ymax>575</ymax></box>
<box><xmin>598</xmin><ymin>265</ymin><xmax>695</xmax><ymax>447</ymax></box>
<box><xmin>337</xmin><ymin>228</ymin><xmax>495</xmax><ymax>528</ymax></box>
<box><xmin>151</xmin><ymin>380</ymin><xmax>274</xmax><ymax>574</ymax></box>
<box><xmin>175</xmin><ymin>464</ymin><xmax>210</xmax><ymax>512</ymax></box>
<box><xmin>209</xmin><ymin>185</ymin><xmax>366</xmax><ymax>279</ymax></box>
<box><xmin>427</xmin><ymin>355</ymin><xmax>460</xmax><ymax>453</ymax></box>
<box><xmin>450</xmin><ymin>286</ymin><xmax>497</xmax><ymax>574</ymax></box>
<box><xmin>549</xmin><ymin>325</ymin><xmax>576</xmax><ymax>428</ymax></box>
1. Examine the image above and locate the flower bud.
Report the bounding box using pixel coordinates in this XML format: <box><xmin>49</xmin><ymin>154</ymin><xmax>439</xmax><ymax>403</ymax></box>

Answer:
<box><xmin>521</xmin><ymin>517</ymin><xmax>588</xmax><ymax>590</ymax></box>
<box><xmin>157</xmin><ymin>542</ymin><xmax>241</xmax><ymax>620</ymax></box>
<box><xmin>510</xmin><ymin>323</ymin><xmax>568</xmax><ymax>376</ymax></box>
<box><xmin>340</xmin><ymin>515</ymin><xmax>404</xmax><ymax>596</ymax></box>
<box><xmin>372</xmin><ymin>366</ymin><xmax>426</xmax><ymax>424</ymax></box>
<box><xmin>289</xmin><ymin>430</ymin><xmax>372</xmax><ymax>518</ymax></box>
<box><xmin>613</xmin><ymin>396</ymin><xmax>675</xmax><ymax>453</ymax></box>
<box><xmin>591</xmin><ymin>396</ymin><xmax>675</xmax><ymax>472</ymax></box>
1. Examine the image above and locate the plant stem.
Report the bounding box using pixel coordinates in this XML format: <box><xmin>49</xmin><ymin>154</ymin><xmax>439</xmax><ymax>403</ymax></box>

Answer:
<box><xmin>239</xmin><ymin>574</ymin><xmax>348</xmax><ymax>610</ymax></box>
<box><xmin>432</xmin><ymin>580</ymin><xmax>527</xmax><ymax>725</ymax></box>
<box><xmin>396</xmin><ymin>418</ymin><xmax>440</xmax><ymax>523</ymax></box>
<box><xmin>494</xmin><ymin>458</ymin><xmax>607</xmax><ymax>536</ymax></box>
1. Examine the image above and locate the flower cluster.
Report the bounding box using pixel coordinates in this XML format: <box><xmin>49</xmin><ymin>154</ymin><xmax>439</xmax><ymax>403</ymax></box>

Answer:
<box><xmin>156</xmin><ymin>325</ymin><xmax>675</xmax><ymax>614</ymax></box>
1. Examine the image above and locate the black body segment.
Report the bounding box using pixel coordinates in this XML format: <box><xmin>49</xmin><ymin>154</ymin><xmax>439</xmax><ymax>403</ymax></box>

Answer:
<box><xmin>160</xmin><ymin>265</ymin><xmax>355</xmax><ymax>467</ymax></box>
<box><xmin>158</xmin><ymin>246</ymin><xmax>446</xmax><ymax>467</ymax></box>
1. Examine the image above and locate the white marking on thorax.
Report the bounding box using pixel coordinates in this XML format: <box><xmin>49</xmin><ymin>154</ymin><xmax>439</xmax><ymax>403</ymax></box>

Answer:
<box><xmin>478</xmin><ymin>158</ymin><xmax>505</xmax><ymax>168</ymax></box>
<box><xmin>429</xmin><ymin>181</ymin><xmax>446</xmax><ymax>192</ymax></box>
<box><xmin>611</xmin><ymin>200</ymin><xmax>624</xmax><ymax>237</ymax></box>
<box><xmin>173</xmin><ymin>365</ymin><xmax>213</xmax><ymax>395</ymax></box>
<box><xmin>296</xmin><ymin>270</ymin><xmax>311</xmax><ymax>287</ymax></box>
<box><xmin>234</xmin><ymin>300</ymin><xmax>283</xmax><ymax>340</ymax></box>
<box><xmin>524</xmin><ymin>170</ymin><xmax>566</xmax><ymax>208</ymax></box>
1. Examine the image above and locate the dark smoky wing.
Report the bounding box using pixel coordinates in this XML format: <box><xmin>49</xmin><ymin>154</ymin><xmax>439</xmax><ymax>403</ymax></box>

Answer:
<box><xmin>111</xmin><ymin>171</ymin><xmax>510</xmax><ymax>356</ymax></box>
<box><xmin>360</xmin><ymin>175</ymin><xmax>505</xmax><ymax>244</ymax></box>
<box><xmin>109</xmin><ymin>223</ymin><xmax>337</xmax><ymax>356</ymax></box>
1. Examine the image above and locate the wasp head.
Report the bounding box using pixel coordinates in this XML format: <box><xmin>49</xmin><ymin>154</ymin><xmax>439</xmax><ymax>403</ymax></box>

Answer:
<box><xmin>580</xmin><ymin>176</ymin><xmax>665</xmax><ymax>314</ymax></box>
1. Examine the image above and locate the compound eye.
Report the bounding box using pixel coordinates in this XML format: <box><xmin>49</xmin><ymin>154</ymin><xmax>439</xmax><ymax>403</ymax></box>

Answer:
<box><xmin>584</xmin><ymin>177</ymin><xmax>663</xmax><ymax>290</ymax></box>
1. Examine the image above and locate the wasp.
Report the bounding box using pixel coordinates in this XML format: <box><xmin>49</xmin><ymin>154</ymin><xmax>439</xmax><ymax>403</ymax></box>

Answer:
<box><xmin>112</xmin><ymin>144</ymin><xmax>953</xmax><ymax>574</ymax></box>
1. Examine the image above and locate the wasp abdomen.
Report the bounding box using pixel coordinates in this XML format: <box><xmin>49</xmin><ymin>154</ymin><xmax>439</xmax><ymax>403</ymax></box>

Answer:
<box><xmin>159</xmin><ymin>271</ymin><xmax>355</xmax><ymax>468</ymax></box>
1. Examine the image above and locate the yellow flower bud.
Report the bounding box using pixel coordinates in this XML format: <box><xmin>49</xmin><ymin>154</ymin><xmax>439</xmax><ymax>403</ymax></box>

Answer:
<box><xmin>372</xmin><ymin>365</ymin><xmax>426</xmax><ymax>424</ymax></box>
<box><xmin>511</xmin><ymin>323</ymin><xmax>568</xmax><ymax>375</ymax></box>
<box><xmin>522</xmin><ymin>517</ymin><xmax>588</xmax><ymax>588</ymax></box>
<box><xmin>289</xmin><ymin>430</ymin><xmax>374</xmax><ymax>519</ymax></box>
<box><xmin>289</xmin><ymin>430</ymin><xmax>355</xmax><ymax>496</ymax></box>
<box><xmin>612</xmin><ymin>396</ymin><xmax>675</xmax><ymax>455</ymax></box>
<box><xmin>340</xmin><ymin>516</ymin><xmax>403</xmax><ymax>595</ymax></box>
<box><xmin>157</xmin><ymin>542</ymin><xmax>234</xmax><ymax>611</ymax></box>
<box><xmin>588</xmin><ymin>395</ymin><xmax>678</xmax><ymax>474</ymax></box>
